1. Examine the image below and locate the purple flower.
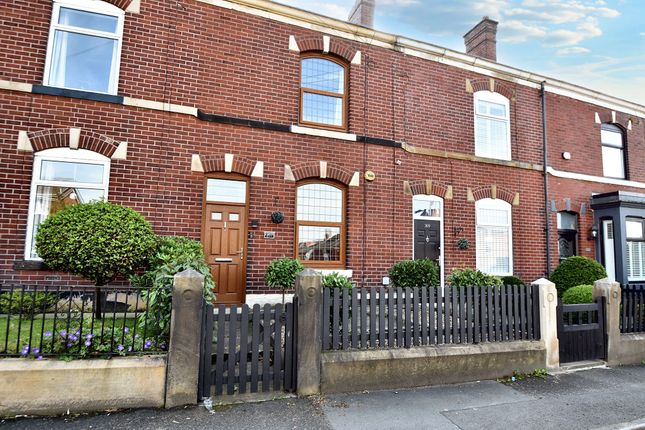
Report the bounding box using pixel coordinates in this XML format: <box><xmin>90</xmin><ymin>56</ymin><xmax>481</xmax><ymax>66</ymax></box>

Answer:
<box><xmin>123</xmin><ymin>327</ymin><xmax>129</xmax><ymax>333</ymax></box>
<box><xmin>143</xmin><ymin>340</ymin><xmax>152</xmax><ymax>350</ymax></box>
<box><xmin>134</xmin><ymin>334</ymin><xmax>140</xmax><ymax>339</ymax></box>
<box><xmin>37</xmin><ymin>356</ymin><xmax>43</xmax><ymax>360</ymax></box>
<box><xmin>84</xmin><ymin>340</ymin><xmax>92</xmax><ymax>347</ymax></box>
<box><xmin>69</xmin><ymin>335</ymin><xmax>78</xmax><ymax>342</ymax></box>
<box><xmin>44</xmin><ymin>331</ymin><xmax>52</xmax><ymax>338</ymax></box>
<box><xmin>160</xmin><ymin>342</ymin><xmax>167</xmax><ymax>351</ymax></box>
<box><xmin>86</xmin><ymin>334</ymin><xmax>94</xmax><ymax>340</ymax></box>
<box><xmin>20</xmin><ymin>346</ymin><xmax>29</xmax><ymax>356</ymax></box>
<box><xmin>117</xmin><ymin>344</ymin><xmax>124</xmax><ymax>351</ymax></box>
<box><xmin>74</xmin><ymin>331</ymin><xmax>80</xmax><ymax>337</ymax></box>
<box><xmin>32</xmin><ymin>348</ymin><xmax>40</xmax><ymax>355</ymax></box>
<box><xmin>59</xmin><ymin>330</ymin><xmax>67</xmax><ymax>337</ymax></box>
<box><xmin>66</xmin><ymin>343</ymin><xmax>72</xmax><ymax>348</ymax></box>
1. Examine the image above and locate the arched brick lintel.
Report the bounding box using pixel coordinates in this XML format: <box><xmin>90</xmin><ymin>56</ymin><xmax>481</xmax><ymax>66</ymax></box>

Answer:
<box><xmin>296</xmin><ymin>36</ymin><xmax>356</xmax><ymax>64</ymax></box>
<box><xmin>470</xmin><ymin>78</ymin><xmax>516</xmax><ymax>101</ymax></box>
<box><xmin>471</xmin><ymin>185</ymin><xmax>516</xmax><ymax>205</ymax></box>
<box><xmin>200</xmin><ymin>154</ymin><xmax>255</xmax><ymax>177</ymax></box>
<box><xmin>408</xmin><ymin>180</ymin><xmax>450</xmax><ymax>199</ymax></box>
<box><xmin>103</xmin><ymin>0</ymin><xmax>134</xmax><ymax>10</ymax></box>
<box><xmin>292</xmin><ymin>161</ymin><xmax>353</xmax><ymax>186</ymax></box>
<box><xmin>28</xmin><ymin>129</ymin><xmax>119</xmax><ymax>158</ymax></box>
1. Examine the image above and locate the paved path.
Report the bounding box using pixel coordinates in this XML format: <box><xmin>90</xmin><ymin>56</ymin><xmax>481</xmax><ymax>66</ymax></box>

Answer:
<box><xmin>2</xmin><ymin>365</ymin><xmax>644</xmax><ymax>430</ymax></box>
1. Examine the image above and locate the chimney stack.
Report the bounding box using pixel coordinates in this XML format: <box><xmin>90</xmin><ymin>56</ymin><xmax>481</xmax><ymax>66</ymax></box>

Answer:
<box><xmin>463</xmin><ymin>17</ymin><xmax>498</xmax><ymax>62</ymax></box>
<box><xmin>348</xmin><ymin>0</ymin><xmax>375</xmax><ymax>28</ymax></box>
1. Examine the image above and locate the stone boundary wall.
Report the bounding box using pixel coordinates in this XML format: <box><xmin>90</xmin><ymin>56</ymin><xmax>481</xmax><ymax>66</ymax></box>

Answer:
<box><xmin>0</xmin><ymin>356</ymin><xmax>166</xmax><ymax>417</ymax></box>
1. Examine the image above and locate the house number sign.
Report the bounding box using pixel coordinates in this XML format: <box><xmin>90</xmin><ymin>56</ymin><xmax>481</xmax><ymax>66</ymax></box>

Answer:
<box><xmin>264</xmin><ymin>231</ymin><xmax>276</xmax><ymax>239</ymax></box>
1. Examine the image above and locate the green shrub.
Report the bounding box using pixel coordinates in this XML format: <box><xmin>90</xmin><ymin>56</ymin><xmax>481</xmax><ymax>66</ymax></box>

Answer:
<box><xmin>562</xmin><ymin>285</ymin><xmax>594</xmax><ymax>304</ymax></box>
<box><xmin>130</xmin><ymin>236</ymin><xmax>216</xmax><ymax>338</ymax></box>
<box><xmin>35</xmin><ymin>202</ymin><xmax>156</xmax><ymax>286</ymax></box>
<box><xmin>447</xmin><ymin>268</ymin><xmax>502</xmax><ymax>288</ymax></box>
<box><xmin>501</xmin><ymin>276</ymin><xmax>525</xmax><ymax>286</ymax></box>
<box><xmin>0</xmin><ymin>291</ymin><xmax>58</xmax><ymax>314</ymax></box>
<box><xmin>549</xmin><ymin>256</ymin><xmax>606</xmax><ymax>296</ymax></box>
<box><xmin>321</xmin><ymin>272</ymin><xmax>353</xmax><ymax>290</ymax></box>
<box><xmin>265</xmin><ymin>257</ymin><xmax>305</xmax><ymax>301</ymax></box>
<box><xmin>388</xmin><ymin>259</ymin><xmax>439</xmax><ymax>288</ymax></box>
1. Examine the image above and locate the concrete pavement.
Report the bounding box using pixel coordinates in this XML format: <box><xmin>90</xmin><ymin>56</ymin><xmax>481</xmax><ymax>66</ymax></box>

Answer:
<box><xmin>2</xmin><ymin>365</ymin><xmax>644</xmax><ymax>430</ymax></box>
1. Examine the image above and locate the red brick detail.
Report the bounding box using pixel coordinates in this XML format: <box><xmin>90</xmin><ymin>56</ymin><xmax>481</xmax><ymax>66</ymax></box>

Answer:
<box><xmin>200</xmin><ymin>154</ymin><xmax>255</xmax><ymax>176</ymax></box>
<box><xmin>27</xmin><ymin>128</ymin><xmax>119</xmax><ymax>158</ymax></box>
<box><xmin>471</xmin><ymin>185</ymin><xmax>515</xmax><ymax>204</ymax></box>
<box><xmin>470</xmin><ymin>79</ymin><xmax>515</xmax><ymax>101</ymax></box>
<box><xmin>104</xmin><ymin>0</ymin><xmax>133</xmax><ymax>10</ymax></box>
<box><xmin>292</xmin><ymin>162</ymin><xmax>353</xmax><ymax>185</ymax></box>
<box><xmin>296</xmin><ymin>36</ymin><xmax>356</xmax><ymax>63</ymax></box>
<box><xmin>408</xmin><ymin>180</ymin><xmax>449</xmax><ymax>199</ymax></box>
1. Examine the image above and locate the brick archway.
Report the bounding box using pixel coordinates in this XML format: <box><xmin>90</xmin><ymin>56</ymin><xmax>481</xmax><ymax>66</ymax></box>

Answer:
<box><xmin>199</xmin><ymin>154</ymin><xmax>255</xmax><ymax>176</ymax></box>
<box><xmin>103</xmin><ymin>0</ymin><xmax>135</xmax><ymax>10</ymax></box>
<box><xmin>295</xmin><ymin>36</ymin><xmax>356</xmax><ymax>64</ymax></box>
<box><xmin>470</xmin><ymin>185</ymin><xmax>517</xmax><ymax>205</ymax></box>
<box><xmin>292</xmin><ymin>161</ymin><xmax>354</xmax><ymax>186</ymax></box>
<box><xmin>468</xmin><ymin>78</ymin><xmax>516</xmax><ymax>101</ymax></box>
<box><xmin>27</xmin><ymin>128</ymin><xmax>121</xmax><ymax>158</ymax></box>
<box><xmin>406</xmin><ymin>180</ymin><xmax>452</xmax><ymax>199</ymax></box>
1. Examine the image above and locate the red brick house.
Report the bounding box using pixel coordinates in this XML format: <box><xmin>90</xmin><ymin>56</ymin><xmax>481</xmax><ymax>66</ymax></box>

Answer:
<box><xmin>1</xmin><ymin>0</ymin><xmax>644</xmax><ymax>304</ymax></box>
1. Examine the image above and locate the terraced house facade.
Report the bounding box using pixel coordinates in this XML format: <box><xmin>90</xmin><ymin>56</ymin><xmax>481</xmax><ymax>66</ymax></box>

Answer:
<box><xmin>1</xmin><ymin>0</ymin><xmax>644</xmax><ymax>304</ymax></box>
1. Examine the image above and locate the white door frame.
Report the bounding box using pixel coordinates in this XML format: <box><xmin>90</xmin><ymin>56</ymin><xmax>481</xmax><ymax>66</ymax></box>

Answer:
<box><xmin>602</xmin><ymin>219</ymin><xmax>616</xmax><ymax>282</ymax></box>
<box><xmin>412</xmin><ymin>194</ymin><xmax>444</xmax><ymax>288</ymax></box>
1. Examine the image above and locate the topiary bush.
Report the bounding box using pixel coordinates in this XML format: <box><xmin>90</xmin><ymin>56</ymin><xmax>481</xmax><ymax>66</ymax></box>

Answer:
<box><xmin>388</xmin><ymin>259</ymin><xmax>440</xmax><ymax>288</ymax></box>
<box><xmin>562</xmin><ymin>285</ymin><xmax>594</xmax><ymax>304</ymax></box>
<box><xmin>501</xmin><ymin>276</ymin><xmax>525</xmax><ymax>286</ymax></box>
<box><xmin>130</xmin><ymin>236</ymin><xmax>216</xmax><ymax>338</ymax></box>
<box><xmin>265</xmin><ymin>257</ymin><xmax>305</xmax><ymax>303</ymax></box>
<box><xmin>447</xmin><ymin>268</ymin><xmax>502</xmax><ymax>288</ymax></box>
<box><xmin>35</xmin><ymin>202</ymin><xmax>156</xmax><ymax>286</ymax></box>
<box><xmin>321</xmin><ymin>272</ymin><xmax>353</xmax><ymax>290</ymax></box>
<box><xmin>549</xmin><ymin>256</ymin><xmax>607</xmax><ymax>297</ymax></box>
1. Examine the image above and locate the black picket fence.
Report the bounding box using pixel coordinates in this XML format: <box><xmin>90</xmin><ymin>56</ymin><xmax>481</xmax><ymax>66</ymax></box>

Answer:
<box><xmin>0</xmin><ymin>284</ymin><xmax>166</xmax><ymax>358</ymax></box>
<box><xmin>621</xmin><ymin>284</ymin><xmax>645</xmax><ymax>334</ymax></box>
<box><xmin>322</xmin><ymin>285</ymin><xmax>540</xmax><ymax>351</ymax></box>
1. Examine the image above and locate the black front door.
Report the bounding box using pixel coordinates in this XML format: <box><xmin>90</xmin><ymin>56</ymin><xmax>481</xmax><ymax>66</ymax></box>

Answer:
<box><xmin>414</xmin><ymin>220</ymin><xmax>440</xmax><ymax>262</ymax></box>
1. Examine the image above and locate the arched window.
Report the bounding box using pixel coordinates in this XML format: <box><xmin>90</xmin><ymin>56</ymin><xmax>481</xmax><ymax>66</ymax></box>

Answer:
<box><xmin>300</xmin><ymin>55</ymin><xmax>347</xmax><ymax>130</ymax></box>
<box><xmin>476</xmin><ymin>198</ymin><xmax>513</xmax><ymax>276</ymax></box>
<box><xmin>557</xmin><ymin>211</ymin><xmax>578</xmax><ymax>261</ymax></box>
<box><xmin>601</xmin><ymin>123</ymin><xmax>626</xmax><ymax>179</ymax></box>
<box><xmin>295</xmin><ymin>181</ymin><xmax>346</xmax><ymax>268</ymax></box>
<box><xmin>44</xmin><ymin>0</ymin><xmax>125</xmax><ymax>94</ymax></box>
<box><xmin>25</xmin><ymin>147</ymin><xmax>111</xmax><ymax>260</ymax></box>
<box><xmin>474</xmin><ymin>91</ymin><xmax>511</xmax><ymax>160</ymax></box>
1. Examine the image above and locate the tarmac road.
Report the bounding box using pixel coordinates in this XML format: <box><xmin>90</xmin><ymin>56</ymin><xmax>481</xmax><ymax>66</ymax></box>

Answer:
<box><xmin>2</xmin><ymin>365</ymin><xmax>644</xmax><ymax>430</ymax></box>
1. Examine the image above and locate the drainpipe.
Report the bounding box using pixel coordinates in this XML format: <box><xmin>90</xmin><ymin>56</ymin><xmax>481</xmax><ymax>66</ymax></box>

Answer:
<box><xmin>541</xmin><ymin>81</ymin><xmax>551</xmax><ymax>276</ymax></box>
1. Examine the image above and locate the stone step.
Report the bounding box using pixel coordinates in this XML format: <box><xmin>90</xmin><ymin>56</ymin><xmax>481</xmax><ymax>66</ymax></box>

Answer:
<box><xmin>552</xmin><ymin>360</ymin><xmax>607</xmax><ymax>374</ymax></box>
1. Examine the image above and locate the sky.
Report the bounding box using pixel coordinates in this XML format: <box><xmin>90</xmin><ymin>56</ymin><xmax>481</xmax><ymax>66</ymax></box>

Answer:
<box><xmin>277</xmin><ymin>0</ymin><xmax>645</xmax><ymax>105</ymax></box>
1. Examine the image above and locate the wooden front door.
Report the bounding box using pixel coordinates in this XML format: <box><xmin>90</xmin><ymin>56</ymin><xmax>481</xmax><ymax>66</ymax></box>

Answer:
<box><xmin>204</xmin><ymin>203</ymin><xmax>247</xmax><ymax>304</ymax></box>
<box><xmin>414</xmin><ymin>219</ymin><xmax>440</xmax><ymax>262</ymax></box>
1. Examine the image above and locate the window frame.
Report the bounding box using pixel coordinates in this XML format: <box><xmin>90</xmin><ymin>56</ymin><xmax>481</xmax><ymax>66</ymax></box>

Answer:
<box><xmin>601</xmin><ymin>123</ymin><xmax>626</xmax><ymax>179</ymax></box>
<box><xmin>24</xmin><ymin>148</ymin><xmax>111</xmax><ymax>261</ymax></box>
<box><xmin>43</xmin><ymin>0</ymin><xmax>125</xmax><ymax>95</ymax></box>
<box><xmin>626</xmin><ymin>218</ymin><xmax>645</xmax><ymax>282</ymax></box>
<box><xmin>475</xmin><ymin>198</ymin><xmax>513</xmax><ymax>276</ymax></box>
<box><xmin>299</xmin><ymin>53</ymin><xmax>349</xmax><ymax>131</ymax></box>
<box><xmin>473</xmin><ymin>91</ymin><xmax>511</xmax><ymax>161</ymax></box>
<box><xmin>294</xmin><ymin>179</ymin><xmax>346</xmax><ymax>269</ymax></box>
<box><xmin>557</xmin><ymin>211</ymin><xmax>578</xmax><ymax>262</ymax></box>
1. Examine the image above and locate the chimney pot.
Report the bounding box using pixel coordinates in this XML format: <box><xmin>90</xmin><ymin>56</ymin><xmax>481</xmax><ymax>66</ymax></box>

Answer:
<box><xmin>464</xmin><ymin>17</ymin><xmax>498</xmax><ymax>62</ymax></box>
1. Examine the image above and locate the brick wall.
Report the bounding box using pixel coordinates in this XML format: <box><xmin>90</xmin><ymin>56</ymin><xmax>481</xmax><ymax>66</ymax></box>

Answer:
<box><xmin>0</xmin><ymin>0</ymin><xmax>643</xmax><ymax>292</ymax></box>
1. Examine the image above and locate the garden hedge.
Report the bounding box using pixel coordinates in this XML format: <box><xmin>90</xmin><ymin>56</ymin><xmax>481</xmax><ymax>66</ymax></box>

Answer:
<box><xmin>549</xmin><ymin>256</ymin><xmax>606</xmax><ymax>296</ymax></box>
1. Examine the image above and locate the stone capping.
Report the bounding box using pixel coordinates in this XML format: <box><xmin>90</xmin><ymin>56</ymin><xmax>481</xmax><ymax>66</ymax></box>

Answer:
<box><xmin>551</xmin><ymin>198</ymin><xmax>588</xmax><ymax>215</ymax></box>
<box><xmin>466</xmin><ymin>78</ymin><xmax>516</xmax><ymax>101</ymax></box>
<box><xmin>295</xmin><ymin>36</ymin><xmax>357</xmax><ymax>64</ymax></box>
<box><xmin>467</xmin><ymin>185</ymin><xmax>518</xmax><ymax>205</ymax></box>
<box><xmin>26</xmin><ymin>128</ymin><xmax>121</xmax><ymax>159</ymax></box>
<box><xmin>291</xmin><ymin>161</ymin><xmax>354</xmax><ymax>185</ymax></box>
<box><xmin>199</xmin><ymin>153</ymin><xmax>256</xmax><ymax>176</ymax></box>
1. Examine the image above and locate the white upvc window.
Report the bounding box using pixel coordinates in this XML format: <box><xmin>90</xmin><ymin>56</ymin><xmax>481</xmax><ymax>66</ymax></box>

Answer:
<box><xmin>474</xmin><ymin>91</ymin><xmax>511</xmax><ymax>161</ymax></box>
<box><xmin>25</xmin><ymin>148</ymin><xmax>110</xmax><ymax>260</ymax></box>
<box><xmin>43</xmin><ymin>0</ymin><xmax>125</xmax><ymax>95</ymax></box>
<box><xmin>626</xmin><ymin>218</ymin><xmax>645</xmax><ymax>282</ymax></box>
<box><xmin>601</xmin><ymin>123</ymin><xmax>626</xmax><ymax>179</ymax></box>
<box><xmin>476</xmin><ymin>198</ymin><xmax>513</xmax><ymax>276</ymax></box>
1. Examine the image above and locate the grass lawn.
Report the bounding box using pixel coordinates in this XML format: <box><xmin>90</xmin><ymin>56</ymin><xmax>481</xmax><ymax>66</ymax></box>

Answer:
<box><xmin>0</xmin><ymin>315</ymin><xmax>139</xmax><ymax>355</ymax></box>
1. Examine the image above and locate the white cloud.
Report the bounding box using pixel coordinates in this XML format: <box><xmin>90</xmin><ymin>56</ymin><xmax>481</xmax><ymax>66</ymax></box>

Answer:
<box><xmin>499</xmin><ymin>20</ymin><xmax>547</xmax><ymax>42</ymax></box>
<box><xmin>641</xmin><ymin>32</ymin><xmax>645</xmax><ymax>37</ymax></box>
<box><xmin>556</xmin><ymin>46</ymin><xmax>590</xmax><ymax>55</ymax></box>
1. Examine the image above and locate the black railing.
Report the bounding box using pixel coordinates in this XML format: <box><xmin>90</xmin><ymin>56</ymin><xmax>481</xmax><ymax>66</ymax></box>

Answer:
<box><xmin>322</xmin><ymin>285</ymin><xmax>540</xmax><ymax>351</ymax></box>
<box><xmin>0</xmin><ymin>284</ymin><xmax>167</xmax><ymax>358</ymax></box>
<box><xmin>621</xmin><ymin>284</ymin><xmax>645</xmax><ymax>334</ymax></box>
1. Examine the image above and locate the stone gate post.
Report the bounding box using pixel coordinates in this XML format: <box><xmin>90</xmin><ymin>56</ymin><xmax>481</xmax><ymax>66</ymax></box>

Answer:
<box><xmin>532</xmin><ymin>278</ymin><xmax>559</xmax><ymax>370</ymax></box>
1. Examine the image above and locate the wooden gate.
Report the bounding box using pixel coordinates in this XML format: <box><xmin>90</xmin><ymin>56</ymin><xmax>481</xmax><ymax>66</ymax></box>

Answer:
<box><xmin>557</xmin><ymin>297</ymin><xmax>606</xmax><ymax>363</ymax></box>
<box><xmin>198</xmin><ymin>301</ymin><xmax>297</xmax><ymax>399</ymax></box>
